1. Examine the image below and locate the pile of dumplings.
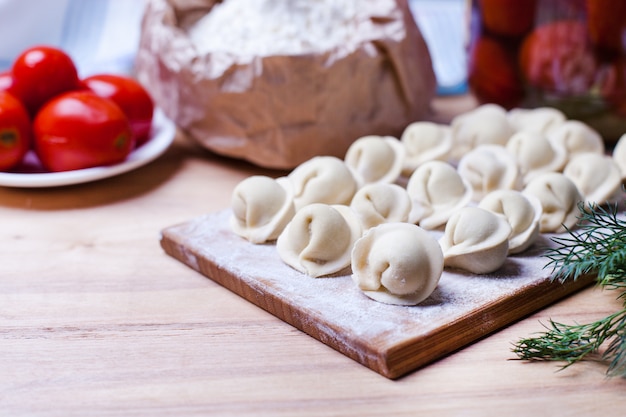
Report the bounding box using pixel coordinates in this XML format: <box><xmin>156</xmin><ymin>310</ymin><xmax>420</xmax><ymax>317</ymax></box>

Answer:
<box><xmin>230</xmin><ymin>103</ymin><xmax>626</xmax><ymax>306</ymax></box>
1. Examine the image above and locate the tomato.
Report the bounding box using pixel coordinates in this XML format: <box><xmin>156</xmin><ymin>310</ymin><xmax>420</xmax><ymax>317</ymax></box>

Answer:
<box><xmin>519</xmin><ymin>20</ymin><xmax>597</xmax><ymax>94</ymax></box>
<box><xmin>0</xmin><ymin>70</ymin><xmax>14</xmax><ymax>92</ymax></box>
<box><xmin>586</xmin><ymin>0</ymin><xmax>626</xmax><ymax>57</ymax></box>
<box><xmin>34</xmin><ymin>91</ymin><xmax>134</xmax><ymax>172</ymax></box>
<box><xmin>468</xmin><ymin>35</ymin><xmax>524</xmax><ymax>109</ymax></box>
<box><xmin>0</xmin><ymin>91</ymin><xmax>32</xmax><ymax>171</ymax></box>
<box><xmin>599</xmin><ymin>58</ymin><xmax>626</xmax><ymax>116</ymax></box>
<box><xmin>11</xmin><ymin>45</ymin><xmax>81</xmax><ymax>115</ymax></box>
<box><xmin>83</xmin><ymin>74</ymin><xmax>154</xmax><ymax>146</ymax></box>
<box><xmin>478</xmin><ymin>0</ymin><xmax>537</xmax><ymax>38</ymax></box>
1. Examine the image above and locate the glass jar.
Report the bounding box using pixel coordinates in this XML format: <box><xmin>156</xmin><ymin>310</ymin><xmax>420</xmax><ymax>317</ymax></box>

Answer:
<box><xmin>467</xmin><ymin>0</ymin><xmax>626</xmax><ymax>144</ymax></box>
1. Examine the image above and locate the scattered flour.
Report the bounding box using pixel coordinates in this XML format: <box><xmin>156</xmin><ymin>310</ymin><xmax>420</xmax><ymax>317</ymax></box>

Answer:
<box><xmin>162</xmin><ymin>211</ymin><xmax>567</xmax><ymax>355</ymax></box>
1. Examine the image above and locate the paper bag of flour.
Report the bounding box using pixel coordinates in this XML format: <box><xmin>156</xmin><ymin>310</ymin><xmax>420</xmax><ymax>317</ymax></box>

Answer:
<box><xmin>135</xmin><ymin>0</ymin><xmax>436</xmax><ymax>169</ymax></box>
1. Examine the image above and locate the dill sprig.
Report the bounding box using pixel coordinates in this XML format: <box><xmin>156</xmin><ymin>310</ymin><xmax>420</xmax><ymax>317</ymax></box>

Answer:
<box><xmin>512</xmin><ymin>202</ymin><xmax>626</xmax><ymax>378</ymax></box>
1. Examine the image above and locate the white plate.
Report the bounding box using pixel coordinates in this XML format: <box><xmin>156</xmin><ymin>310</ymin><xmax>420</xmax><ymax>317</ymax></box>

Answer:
<box><xmin>0</xmin><ymin>108</ymin><xmax>176</xmax><ymax>188</ymax></box>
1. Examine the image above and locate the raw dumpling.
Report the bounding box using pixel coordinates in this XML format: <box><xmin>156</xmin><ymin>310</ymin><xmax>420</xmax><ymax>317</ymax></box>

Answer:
<box><xmin>438</xmin><ymin>206</ymin><xmax>512</xmax><ymax>274</ymax></box>
<box><xmin>406</xmin><ymin>160</ymin><xmax>473</xmax><ymax>230</ymax></box>
<box><xmin>350</xmin><ymin>183</ymin><xmax>412</xmax><ymax>230</ymax></box>
<box><xmin>563</xmin><ymin>152</ymin><xmax>622</xmax><ymax>205</ymax></box>
<box><xmin>610</xmin><ymin>133</ymin><xmax>626</xmax><ymax>178</ymax></box>
<box><xmin>344</xmin><ymin>135</ymin><xmax>405</xmax><ymax>186</ymax></box>
<box><xmin>400</xmin><ymin>121</ymin><xmax>452</xmax><ymax>176</ymax></box>
<box><xmin>507</xmin><ymin>107</ymin><xmax>566</xmax><ymax>134</ymax></box>
<box><xmin>457</xmin><ymin>144</ymin><xmax>522</xmax><ymax>201</ymax></box>
<box><xmin>288</xmin><ymin>156</ymin><xmax>358</xmax><ymax>211</ymax></box>
<box><xmin>547</xmin><ymin>120</ymin><xmax>604</xmax><ymax>160</ymax></box>
<box><xmin>351</xmin><ymin>222</ymin><xmax>443</xmax><ymax>306</ymax></box>
<box><xmin>276</xmin><ymin>203</ymin><xmax>362</xmax><ymax>277</ymax></box>
<box><xmin>522</xmin><ymin>172</ymin><xmax>583</xmax><ymax>233</ymax></box>
<box><xmin>478</xmin><ymin>190</ymin><xmax>542</xmax><ymax>254</ymax></box>
<box><xmin>505</xmin><ymin>130</ymin><xmax>567</xmax><ymax>184</ymax></box>
<box><xmin>449</xmin><ymin>104</ymin><xmax>514</xmax><ymax>163</ymax></box>
<box><xmin>230</xmin><ymin>175</ymin><xmax>295</xmax><ymax>243</ymax></box>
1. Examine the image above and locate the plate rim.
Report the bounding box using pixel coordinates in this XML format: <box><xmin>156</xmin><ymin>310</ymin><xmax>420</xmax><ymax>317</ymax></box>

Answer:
<box><xmin>0</xmin><ymin>108</ymin><xmax>176</xmax><ymax>188</ymax></box>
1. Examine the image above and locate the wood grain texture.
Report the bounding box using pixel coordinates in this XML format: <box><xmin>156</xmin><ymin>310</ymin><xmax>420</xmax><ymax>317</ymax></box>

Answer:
<box><xmin>1</xmin><ymin>97</ymin><xmax>625</xmax><ymax>416</ymax></box>
<box><xmin>160</xmin><ymin>211</ymin><xmax>596</xmax><ymax>379</ymax></box>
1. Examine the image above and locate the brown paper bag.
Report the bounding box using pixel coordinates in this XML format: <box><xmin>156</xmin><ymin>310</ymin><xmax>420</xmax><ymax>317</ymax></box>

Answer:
<box><xmin>135</xmin><ymin>0</ymin><xmax>436</xmax><ymax>169</ymax></box>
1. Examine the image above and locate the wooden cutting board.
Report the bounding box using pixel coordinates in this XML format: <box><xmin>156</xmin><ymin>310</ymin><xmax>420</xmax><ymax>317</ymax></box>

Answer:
<box><xmin>160</xmin><ymin>210</ymin><xmax>594</xmax><ymax>379</ymax></box>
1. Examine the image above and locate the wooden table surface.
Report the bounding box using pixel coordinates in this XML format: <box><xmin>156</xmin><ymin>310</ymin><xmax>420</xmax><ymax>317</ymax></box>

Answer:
<box><xmin>2</xmin><ymin>95</ymin><xmax>625</xmax><ymax>416</ymax></box>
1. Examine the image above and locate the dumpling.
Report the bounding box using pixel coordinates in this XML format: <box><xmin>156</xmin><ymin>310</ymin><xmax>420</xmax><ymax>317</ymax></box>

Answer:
<box><xmin>505</xmin><ymin>130</ymin><xmax>567</xmax><ymax>184</ymax></box>
<box><xmin>547</xmin><ymin>120</ymin><xmax>605</xmax><ymax>160</ymax></box>
<box><xmin>287</xmin><ymin>156</ymin><xmax>358</xmax><ymax>211</ymax></box>
<box><xmin>478</xmin><ymin>190</ymin><xmax>542</xmax><ymax>254</ymax></box>
<box><xmin>563</xmin><ymin>152</ymin><xmax>622</xmax><ymax>205</ymax></box>
<box><xmin>276</xmin><ymin>203</ymin><xmax>362</xmax><ymax>277</ymax></box>
<box><xmin>438</xmin><ymin>206</ymin><xmax>512</xmax><ymax>274</ymax></box>
<box><xmin>406</xmin><ymin>160</ymin><xmax>472</xmax><ymax>230</ymax></box>
<box><xmin>350</xmin><ymin>183</ymin><xmax>412</xmax><ymax>230</ymax></box>
<box><xmin>507</xmin><ymin>107</ymin><xmax>566</xmax><ymax>134</ymax></box>
<box><xmin>610</xmin><ymin>133</ymin><xmax>626</xmax><ymax>178</ymax></box>
<box><xmin>344</xmin><ymin>135</ymin><xmax>405</xmax><ymax>186</ymax></box>
<box><xmin>457</xmin><ymin>144</ymin><xmax>522</xmax><ymax>201</ymax></box>
<box><xmin>522</xmin><ymin>172</ymin><xmax>583</xmax><ymax>233</ymax></box>
<box><xmin>449</xmin><ymin>103</ymin><xmax>514</xmax><ymax>163</ymax></box>
<box><xmin>400</xmin><ymin>121</ymin><xmax>452</xmax><ymax>176</ymax></box>
<box><xmin>351</xmin><ymin>222</ymin><xmax>443</xmax><ymax>306</ymax></box>
<box><xmin>230</xmin><ymin>175</ymin><xmax>295</xmax><ymax>243</ymax></box>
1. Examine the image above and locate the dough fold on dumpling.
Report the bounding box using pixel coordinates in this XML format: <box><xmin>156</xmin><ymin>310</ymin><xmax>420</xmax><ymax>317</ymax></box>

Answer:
<box><xmin>612</xmin><ymin>133</ymin><xmax>626</xmax><ymax>178</ymax></box>
<box><xmin>287</xmin><ymin>156</ymin><xmax>358</xmax><ymax>211</ymax></box>
<box><xmin>563</xmin><ymin>152</ymin><xmax>622</xmax><ymax>205</ymax></box>
<box><xmin>522</xmin><ymin>172</ymin><xmax>583</xmax><ymax>233</ymax></box>
<box><xmin>277</xmin><ymin>203</ymin><xmax>362</xmax><ymax>277</ymax></box>
<box><xmin>457</xmin><ymin>144</ymin><xmax>522</xmax><ymax>201</ymax></box>
<box><xmin>406</xmin><ymin>160</ymin><xmax>472</xmax><ymax>230</ymax></box>
<box><xmin>507</xmin><ymin>107</ymin><xmax>566</xmax><ymax>135</ymax></box>
<box><xmin>449</xmin><ymin>104</ymin><xmax>514</xmax><ymax>163</ymax></box>
<box><xmin>230</xmin><ymin>175</ymin><xmax>295</xmax><ymax>243</ymax></box>
<box><xmin>478</xmin><ymin>190</ymin><xmax>542</xmax><ymax>254</ymax></box>
<box><xmin>547</xmin><ymin>120</ymin><xmax>604</xmax><ymax>161</ymax></box>
<box><xmin>438</xmin><ymin>206</ymin><xmax>512</xmax><ymax>274</ymax></box>
<box><xmin>351</xmin><ymin>222</ymin><xmax>443</xmax><ymax>305</ymax></box>
<box><xmin>344</xmin><ymin>135</ymin><xmax>405</xmax><ymax>186</ymax></box>
<box><xmin>350</xmin><ymin>183</ymin><xmax>412</xmax><ymax>230</ymax></box>
<box><xmin>505</xmin><ymin>130</ymin><xmax>567</xmax><ymax>184</ymax></box>
<box><xmin>400</xmin><ymin>121</ymin><xmax>452</xmax><ymax>176</ymax></box>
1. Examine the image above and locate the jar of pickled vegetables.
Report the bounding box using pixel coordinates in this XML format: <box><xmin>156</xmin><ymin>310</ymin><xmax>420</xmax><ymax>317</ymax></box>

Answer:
<box><xmin>467</xmin><ymin>0</ymin><xmax>626</xmax><ymax>144</ymax></box>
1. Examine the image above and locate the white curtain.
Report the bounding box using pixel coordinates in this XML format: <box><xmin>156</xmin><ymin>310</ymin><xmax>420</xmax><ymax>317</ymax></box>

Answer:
<box><xmin>0</xmin><ymin>0</ymin><xmax>145</xmax><ymax>76</ymax></box>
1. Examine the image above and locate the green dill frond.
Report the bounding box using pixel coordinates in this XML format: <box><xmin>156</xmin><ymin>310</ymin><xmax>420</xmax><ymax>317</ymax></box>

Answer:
<box><xmin>514</xmin><ymin>201</ymin><xmax>626</xmax><ymax>377</ymax></box>
<box><xmin>512</xmin><ymin>309</ymin><xmax>626</xmax><ymax>377</ymax></box>
<box><xmin>604</xmin><ymin>324</ymin><xmax>626</xmax><ymax>377</ymax></box>
<box><xmin>544</xmin><ymin>202</ymin><xmax>626</xmax><ymax>292</ymax></box>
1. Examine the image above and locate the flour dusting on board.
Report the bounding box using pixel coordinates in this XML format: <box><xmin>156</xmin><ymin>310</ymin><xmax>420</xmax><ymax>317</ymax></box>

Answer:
<box><xmin>161</xmin><ymin>209</ymin><xmax>595</xmax><ymax>378</ymax></box>
<box><xmin>165</xmin><ymin>210</ymin><xmax>557</xmax><ymax>342</ymax></box>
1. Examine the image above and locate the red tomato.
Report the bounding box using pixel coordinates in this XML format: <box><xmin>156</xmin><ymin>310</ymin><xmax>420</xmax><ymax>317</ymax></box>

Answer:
<box><xmin>479</xmin><ymin>0</ymin><xmax>537</xmax><ymax>38</ymax></box>
<box><xmin>600</xmin><ymin>58</ymin><xmax>626</xmax><ymax>116</ymax></box>
<box><xmin>83</xmin><ymin>74</ymin><xmax>154</xmax><ymax>146</ymax></box>
<box><xmin>519</xmin><ymin>20</ymin><xmax>597</xmax><ymax>94</ymax></box>
<box><xmin>0</xmin><ymin>91</ymin><xmax>32</xmax><ymax>171</ymax></box>
<box><xmin>11</xmin><ymin>45</ymin><xmax>81</xmax><ymax>115</ymax></box>
<box><xmin>468</xmin><ymin>35</ymin><xmax>524</xmax><ymax>109</ymax></box>
<box><xmin>34</xmin><ymin>91</ymin><xmax>134</xmax><ymax>172</ymax></box>
<box><xmin>586</xmin><ymin>0</ymin><xmax>626</xmax><ymax>56</ymax></box>
<box><xmin>0</xmin><ymin>70</ymin><xmax>14</xmax><ymax>92</ymax></box>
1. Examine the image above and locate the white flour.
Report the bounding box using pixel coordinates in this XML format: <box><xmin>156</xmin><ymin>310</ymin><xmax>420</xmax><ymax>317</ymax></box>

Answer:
<box><xmin>187</xmin><ymin>0</ymin><xmax>359</xmax><ymax>56</ymax></box>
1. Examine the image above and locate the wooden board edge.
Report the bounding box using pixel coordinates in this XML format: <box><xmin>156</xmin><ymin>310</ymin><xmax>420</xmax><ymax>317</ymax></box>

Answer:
<box><xmin>160</xmin><ymin>223</ymin><xmax>596</xmax><ymax>380</ymax></box>
<box><xmin>381</xmin><ymin>273</ymin><xmax>596</xmax><ymax>379</ymax></box>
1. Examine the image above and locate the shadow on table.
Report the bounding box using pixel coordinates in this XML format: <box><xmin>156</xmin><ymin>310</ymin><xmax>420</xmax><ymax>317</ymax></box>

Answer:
<box><xmin>0</xmin><ymin>135</ymin><xmax>193</xmax><ymax>210</ymax></box>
